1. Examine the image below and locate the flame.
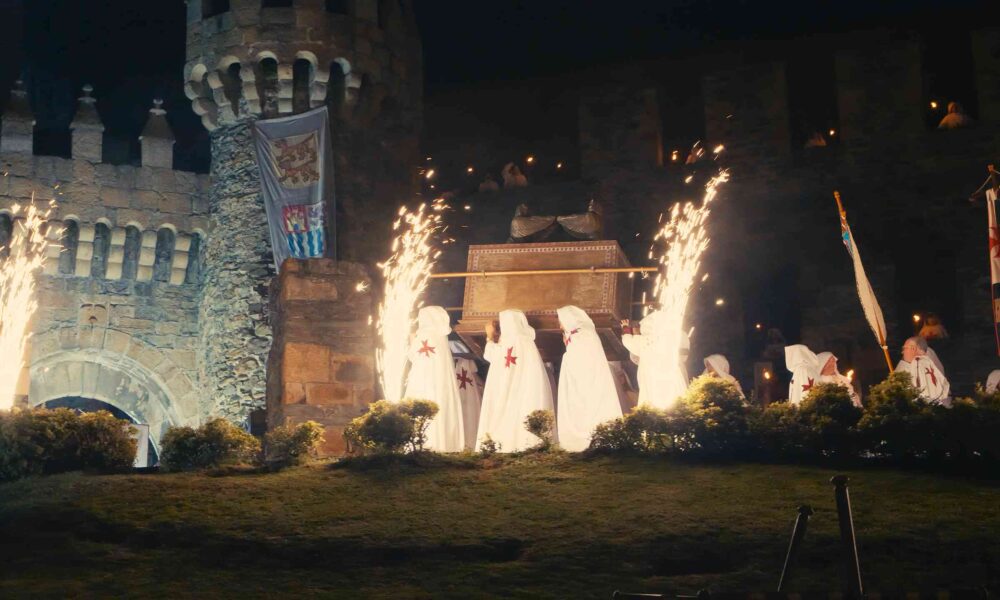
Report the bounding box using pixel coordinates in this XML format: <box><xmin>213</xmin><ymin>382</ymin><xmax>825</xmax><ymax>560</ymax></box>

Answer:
<box><xmin>375</xmin><ymin>199</ymin><xmax>446</xmax><ymax>402</ymax></box>
<box><xmin>846</xmin><ymin>369</ymin><xmax>855</xmax><ymax>381</ymax></box>
<box><xmin>649</xmin><ymin>169</ymin><xmax>730</xmax><ymax>408</ymax></box>
<box><xmin>763</xmin><ymin>370</ymin><xmax>772</xmax><ymax>380</ymax></box>
<box><xmin>0</xmin><ymin>197</ymin><xmax>53</xmax><ymax>410</ymax></box>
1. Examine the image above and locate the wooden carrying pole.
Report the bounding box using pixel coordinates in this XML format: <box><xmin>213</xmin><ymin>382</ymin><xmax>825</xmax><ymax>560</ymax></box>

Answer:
<box><xmin>429</xmin><ymin>266</ymin><xmax>658</xmax><ymax>279</ymax></box>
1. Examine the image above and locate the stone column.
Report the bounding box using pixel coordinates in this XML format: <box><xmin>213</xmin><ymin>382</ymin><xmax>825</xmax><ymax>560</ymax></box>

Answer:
<box><xmin>266</xmin><ymin>258</ymin><xmax>374</xmax><ymax>455</ymax></box>
<box><xmin>197</xmin><ymin>121</ymin><xmax>274</xmax><ymax>421</ymax></box>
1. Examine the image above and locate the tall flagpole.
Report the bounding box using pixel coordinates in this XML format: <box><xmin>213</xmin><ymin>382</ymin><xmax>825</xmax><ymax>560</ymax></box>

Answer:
<box><xmin>835</xmin><ymin>191</ymin><xmax>894</xmax><ymax>373</ymax></box>
<box><xmin>988</xmin><ymin>165</ymin><xmax>1000</xmax><ymax>357</ymax></box>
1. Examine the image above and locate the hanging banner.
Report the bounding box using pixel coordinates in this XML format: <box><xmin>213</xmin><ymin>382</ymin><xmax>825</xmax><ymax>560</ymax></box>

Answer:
<box><xmin>253</xmin><ymin>106</ymin><xmax>335</xmax><ymax>270</ymax></box>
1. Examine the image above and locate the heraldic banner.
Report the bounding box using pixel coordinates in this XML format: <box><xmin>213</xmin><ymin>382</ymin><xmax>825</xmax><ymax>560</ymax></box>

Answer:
<box><xmin>253</xmin><ymin>106</ymin><xmax>335</xmax><ymax>270</ymax></box>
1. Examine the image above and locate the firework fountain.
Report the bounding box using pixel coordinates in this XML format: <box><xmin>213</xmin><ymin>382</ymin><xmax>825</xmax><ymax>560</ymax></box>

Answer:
<box><xmin>0</xmin><ymin>199</ymin><xmax>54</xmax><ymax>411</ymax></box>
<box><xmin>376</xmin><ymin>199</ymin><xmax>446</xmax><ymax>402</ymax></box>
<box><xmin>649</xmin><ymin>170</ymin><xmax>730</xmax><ymax>407</ymax></box>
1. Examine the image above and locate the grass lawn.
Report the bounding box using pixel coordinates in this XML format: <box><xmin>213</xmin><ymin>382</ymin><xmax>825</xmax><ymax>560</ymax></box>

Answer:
<box><xmin>0</xmin><ymin>453</ymin><xmax>997</xmax><ymax>598</ymax></box>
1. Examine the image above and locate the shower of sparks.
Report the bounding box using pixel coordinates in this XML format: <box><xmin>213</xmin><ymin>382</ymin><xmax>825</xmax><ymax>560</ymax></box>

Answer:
<box><xmin>649</xmin><ymin>169</ymin><xmax>730</xmax><ymax>408</ymax></box>
<box><xmin>375</xmin><ymin>199</ymin><xmax>446</xmax><ymax>402</ymax></box>
<box><xmin>0</xmin><ymin>198</ymin><xmax>54</xmax><ymax>411</ymax></box>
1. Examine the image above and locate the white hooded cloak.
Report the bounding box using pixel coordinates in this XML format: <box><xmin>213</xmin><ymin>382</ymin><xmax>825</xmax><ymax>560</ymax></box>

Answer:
<box><xmin>986</xmin><ymin>370</ymin><xmax>1000</xmax><ymax>394</ymax></box>
<box><xmin>815</xmin><ymin>351</ymin><xmax>861</xmax><ymax>407</ymax></box>
<box><xmin>896</xmin><ymin>355</ymin><xmax>951</xmax><ymax>406</ymax></box>
<box><xmin>476</xmin><ymin>309</ymin><xmax>554</xmax><ymax>452</ymax></box>
<box><xmin>621</xmin><ymin>311</ymin><xmax>688</xmax><ymax>410</ymax></box>
<box><xmin>555</xmin><ymin>306</ymin><xmax>623</xmax><ymax>451</ymax></box>
<box><xmin>702</xmin><ymin>354</ymin><xmax>744</xmax><ymax>398</ymax></box>
<box><xmin>403</xmin><ymin>306</ymin><xmax>465</xmax><ymax>452</ymax></box>
<box><xmin>785</xmin><ymin>344</ymin><xmax>819</xmax><ymax>406</ymax></box>
<box><xmin>454</xmin><ymin>357</ymin><xmax>483</xmax><ymax>450</ymax></box>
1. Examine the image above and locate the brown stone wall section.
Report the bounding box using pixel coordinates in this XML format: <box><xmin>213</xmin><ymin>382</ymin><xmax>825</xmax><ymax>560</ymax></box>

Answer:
<box><xmin>266</xmin><ymin>258</ymin><xmax>375</xmax><ymax>456</ymax></box>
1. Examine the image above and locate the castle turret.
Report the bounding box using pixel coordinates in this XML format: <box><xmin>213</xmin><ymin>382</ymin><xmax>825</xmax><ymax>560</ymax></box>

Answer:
<box><xmin>70</xmin><ymin>84</ymin><xmax>105</xmax><ymax>162</ymax></box>
<box><xmin>184</xmin><ymin>0</ymin><xmax>422</xmax><ymax>420</ymax></box>
<box><xmin>139</xmin><ymin>99</ymin><xmax>176</xmax><ymax>169</ymax></box>
<box><xmin>1</xmin><ymin>80</ymin><xmax>35</xmax><ymax>154</ymax></box>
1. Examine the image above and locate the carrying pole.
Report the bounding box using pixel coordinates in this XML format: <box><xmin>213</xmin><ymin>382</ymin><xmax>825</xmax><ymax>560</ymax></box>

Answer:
<box><xmin>831</xmin><ymin>475</ymin><xmax>864</xmax><ymax>598</ymax></box>
<box><xmin>429</xmin><ymin>266</ymin><xmax>658</xmax><ymax>279</ymax></box>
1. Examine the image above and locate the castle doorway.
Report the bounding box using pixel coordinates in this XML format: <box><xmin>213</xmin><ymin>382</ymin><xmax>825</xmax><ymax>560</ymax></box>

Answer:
<box><xmin>43</xmin><ymin>396</ymin><xmax>159</xmax><ymax>467</ymax></box>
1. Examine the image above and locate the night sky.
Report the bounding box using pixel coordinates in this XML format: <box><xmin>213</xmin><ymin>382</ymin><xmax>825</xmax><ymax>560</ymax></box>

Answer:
<box><xmin>0</xmin><ymin>0</ymin><xmax>992</xmax><ymax>172</ymax></box>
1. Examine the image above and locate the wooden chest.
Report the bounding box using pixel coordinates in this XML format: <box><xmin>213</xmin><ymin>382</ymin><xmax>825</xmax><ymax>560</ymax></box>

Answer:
<box><xmin>453</xmin><ymin>241</ymin><xmax>635</xmax><ymax>362</ymax></box>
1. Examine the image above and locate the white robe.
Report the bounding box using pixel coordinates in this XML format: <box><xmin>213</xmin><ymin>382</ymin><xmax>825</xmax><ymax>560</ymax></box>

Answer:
<box><xmin>986</xmin><ymin>369</ymin><xmax>1000</xmax><ymax>394</ymax></box>
<box><xmin>476</xmin><ymin>310</ymin><xmax>554</xmax><ymax>452</ymax></box>
<box><xmin>621</xmin><ymin>311</ymin><xmax>688</xmax><ymax>410</ymax></box>
<box><xmin>454</xmin><ymin>357</ymin><xmax>483</xmax><ymax>450</ymax></box>
<box><xmin>896</xmin><ymin>355</ymin><xmax>951</xmax><ymax>406</ymax></box>
<box><xmin>403</xmin><ymin>306</ymin><xmax>465</xmax><ymax>452</ymax></box>
<box><xmin>555</xmin><ymin>306</ymin><xmax>623</xmax><ymax>452</ymax></box>
<box><xmin>815</xmin><ymin>351</ymin><xmax>861</xmax><ymax>407</ymax></box>
<box><xmin>785</xmin><ymin>344</ymin><xmax>819</xmax><ymax>406</ymax></box>
<box><xmin>702</xmin><ymin>354</ymin><xmax>744</xmax><ymax>398</ymax></box>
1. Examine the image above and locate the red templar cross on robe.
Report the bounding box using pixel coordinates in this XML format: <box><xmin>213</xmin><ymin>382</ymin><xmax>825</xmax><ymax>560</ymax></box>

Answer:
<box><xmin>418</xmin><ymin>340</ymin><xmax>435</xmax><ymax>357</ymax></box>
<box><xmin>456</xmin><ymin>368</ymin><xmax>473</xmax><ymax>390</ymax></box>
<box><xmin>924</xmin><ymin>367</ymin><xmax>937</xmax><ymax>387</ymax></box>
<box><xmin>504</xmin><ymin>347</ymin><xmax>518</xmax><ymax>368</ymax></box>
<box><xmin>801</xmin><ymin>377</ymin><xmax>814</xmax><ymax>393</ymax></box>
<box><xmin>990</xmin><ymin>225</ymin><xmax>1000</xmax><ymax>258</ymax></box>
<box><xmin>563</xmin><ymin>328</ymin><xmax>580</xmax><ymax>346</ymax></box>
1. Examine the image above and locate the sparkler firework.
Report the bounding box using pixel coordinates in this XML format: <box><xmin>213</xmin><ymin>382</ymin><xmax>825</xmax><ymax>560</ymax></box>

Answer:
<box><xmin>0</xmin><ymin>199</ymin><xmax>54</xmax><ymax>410</ymax></box>
<box><xmin>376</xmin><ymin>200</ymin><xmax>446</xmax><ymax>402</ymax></box>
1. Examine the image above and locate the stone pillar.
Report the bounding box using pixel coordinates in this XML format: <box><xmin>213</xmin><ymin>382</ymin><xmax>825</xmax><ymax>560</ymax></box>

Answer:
<box><xmin>1</xmin><ymin>80</ymin><xmax>34</xmax><ymax>154</ymax></box>
<box><xmin>70</xmin><ymin>85</ymin><xmax>105</xmax><ymax>163</ymax></box>
<box><xmin>266</xmin><ymin>258</ymin><xmax>374</xmax><ymax>456</ymax></box>
<box><xmin>197</xmin><ymin>121</ymin><xmax>274</xmax><ymax>421</ymax></box>
<box><xmin>139</xmin><ymin>99</ymin><xmax>176</xmax><ymax>168</ymax></box>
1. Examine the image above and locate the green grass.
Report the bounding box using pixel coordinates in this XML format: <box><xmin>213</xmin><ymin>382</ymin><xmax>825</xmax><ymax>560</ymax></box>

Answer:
<box><xmin>1</xmin><ymin>453</ymin><xmax>998</xmax><ymax>598</ymax></box>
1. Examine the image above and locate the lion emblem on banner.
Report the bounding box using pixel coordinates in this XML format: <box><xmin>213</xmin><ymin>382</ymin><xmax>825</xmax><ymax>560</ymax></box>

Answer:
<box><xmin>270</xmin><ymin>132</ymin><xmax>320</xmax><ymax>188</ymax></box>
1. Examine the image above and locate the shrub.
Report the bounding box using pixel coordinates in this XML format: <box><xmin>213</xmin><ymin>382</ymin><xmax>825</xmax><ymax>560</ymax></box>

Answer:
<box><xmin>478</xmin><ymin>434</ymin><xmax>501</xmax><ymax>457</ymax></box>
<box><xmin>160</xmin><ymin>418</ymin><xmax>260</xmax><ymax>471</ymax></box>
<box><xmin>343</xmin><ymin>399</ymin><xmax>439</xmax><ymax>455</ymax></box>
<box><xmin>524</xmin><ymin>409</ymin><xmax>555</xmax><ymax>449</ymax></box>
<box><xmin>673</xmin><ymin>375</ymin><xmax>750</xmax><ymax>457</ymax></box>
<box><xmin>263</xmin><ymin>421</ymin><xmax>325</xmax><ymax>468</ymax></box>
<box><xmin>587</xmin><ymin>407</ymin><xmax>671</xmax><ymax>454</ymax></box>
<box><xmin>798</xmin><ymin>383</ymin><xmax>862</xmax><ymax>457</ymax></box>
<box><xmin>0</xmin><ymin>408</ymin><xmax>136</xmax><ymax>481</ymax></box>
<box><xmin>748</xmin><ymin>402</ymin><xmax>809</xmax><ymax>459</ymax></box>
<box><xmin>857</xmin><ymin>371</ymin><xmax>930</xmax><ymax>459</ymax></box>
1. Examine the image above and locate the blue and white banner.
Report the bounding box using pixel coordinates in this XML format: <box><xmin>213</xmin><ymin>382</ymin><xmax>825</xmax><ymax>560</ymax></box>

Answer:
<box><xmin>253</xmin><ymin>106</ymin><xmax>335</xmax><ymax>270</ymax></box>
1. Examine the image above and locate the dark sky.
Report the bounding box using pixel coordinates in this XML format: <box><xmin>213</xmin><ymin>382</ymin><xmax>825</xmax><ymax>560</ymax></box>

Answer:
<box><xmin>0</xmin><ymin>0</ymin><xmax>992</xmax><ymax>170</ymax></box>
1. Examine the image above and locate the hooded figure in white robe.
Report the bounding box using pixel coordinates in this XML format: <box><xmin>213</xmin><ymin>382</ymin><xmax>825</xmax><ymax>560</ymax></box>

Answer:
<box><xmin>816</xmin><ymin>351</ymin><xmax>862</xmax><ymax>407</ymax></box>
<box><xmin>702</xmin><ymin>354</ymin><xmax>744</xmax><ymax>398</ymax></box>
<box><xmin>621</xmin><ymin>311</ymin><xmax>688</xmax><ymax>409</ymax></box>
<box><xmin>785</xmin><ymin>344</ymin><xmax>819</xmax><ymax>406</ymax></box>
<box><xmin>986</xmin><ymin>370</ymin><xmax>1000</xmax><ymax>394</ymax></box>
<box><xmin>454</xmin><ymin>357</ymin><xmax>483</xmax><ymax>450</ymax></box>
<box><xmin>896</xmin><ymin>336</ymin><xmax>950</xmax><ymax>406</ymax></box>
<box><xmin>403</xmin><ymin>306</ymin><xmax>465</xmax><ymax>452</ymax></box>
<box><xmin>476</xmin><ymin>309</ymin><xmax>554</xmax><ymax>452</ymax></box>
<box><xmin>556</xmin><ymin>306</ymin><xmax>623</xmax><ymax>451</ymax></box>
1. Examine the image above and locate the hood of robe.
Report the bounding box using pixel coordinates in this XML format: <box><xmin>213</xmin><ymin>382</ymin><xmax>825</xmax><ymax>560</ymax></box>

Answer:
<box><xmin>816</xmin><ymin>352</ymin><xmax>839</xmax><ymax>376</ymax></box>
<box><xmin>988</xmin><ymin>369</ymin><xmax>1000</xmax><ymax>393</ymax></box>
<box><xmin>557</xmin><ymin>305</ymin><xmax>596</xmax><ymax>332</ymax></box>
<box><xmin>704</xmin><ymin>354</ymin><xmax>731</xmax><ymax>377</ymax></box>
<box><xmin>499</xmin><ymin>309</ymin><xmax>536</xmax><ymax>343</ymax></box>
<box><xmin>785</xmin><ymin>344</ymin><xmax>818</xmax><ymax>372</ymax></box>
<box><xmin>416</xmin><ymin>306</ymin><xmax>452</xmax><ymax>338</ymax></box>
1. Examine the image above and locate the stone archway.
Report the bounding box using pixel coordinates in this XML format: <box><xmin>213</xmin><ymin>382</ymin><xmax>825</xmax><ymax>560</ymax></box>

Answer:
<box><xmin>28</xmin><ymin>328</ymin><xmax>201</xmax><ymax>446</ymax></box>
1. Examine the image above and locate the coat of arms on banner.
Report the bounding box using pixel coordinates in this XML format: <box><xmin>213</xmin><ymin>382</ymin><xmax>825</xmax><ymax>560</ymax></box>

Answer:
<box><xmin>282</xmin><ymin>203</ymin><xmax>325</xmax><ymax>258</ymax></box>
<box><xmin>270</xmin><ymin>132</ymin><xmax>320</xmax><ymax>188</ymax></box>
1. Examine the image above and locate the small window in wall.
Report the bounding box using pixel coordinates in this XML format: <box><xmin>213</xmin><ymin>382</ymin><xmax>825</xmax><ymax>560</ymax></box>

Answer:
<box><xmin>292</xmin><ymin>59</ymin><xmax>313</xmax><ymax>114</ymax></box>
<box><xmin>327</xmin><ymin>61</ymin><xmax>347</xmax><ymax>116</ymax></box>
<box><xmin>923</xmin><ymin>30</ymin><xmax>978</xmax><ymax>129</ymax></box>
<box><xmin>91</xmin><ymin>223</ymin><xmax>110</xmax><ymax>279</ymax></box>
<box><xmin>262</xmin><ymin>0</ymin><xmax>293</xmax><ymax>6</ymax></box>
<box><xmin>153</xmin><ymin>228</ymin><xmax>175</xmax><ymax>283</ymax></box>
<box><xmin>221</xmin><ymin>62</ymin><xmax>243</xmax><ymax>113</ymax></box>
<box><xmin>185</xmin><ymin>234</ymin><xmax>203</xmax><ymax>284</ymax></box>
<box><xmin>203</xmin><ymin>0</ymin><xmax>230</xmax><ymax>18</ymax></box>
<box><xmin>257</xmin><ymin>58</ymin><xmax>280</xmax><ymax>118</ymax></box>
<box><xmin>58</xmin><ymin>220</ymin><xmax>79</xmax><ymax>275</ymax></box>
<box><xmin>122</xmin><ymin>226</ymin><xmax>141</xmax><ymax>280</ymax></box>
<box><xmin>787</xmin><ymin>49</ymin><xmax>840</xmax><ymax>152</ymax></box>
<box><xmin>326</xmin><ymin>0</ymin><xmax>349</xmax><ymax>14</ymax></box>
<box><xmin>0</xmin><ymin>214</ymin><xmax>12</xmax><ymax>259</ymax></box>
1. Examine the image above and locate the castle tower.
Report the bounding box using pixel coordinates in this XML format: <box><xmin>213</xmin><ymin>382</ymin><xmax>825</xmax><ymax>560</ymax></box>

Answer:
<box><xmin>184</xmin><ymin>0</ymin><xmax>422</xmax><ymax>420</ymax></box>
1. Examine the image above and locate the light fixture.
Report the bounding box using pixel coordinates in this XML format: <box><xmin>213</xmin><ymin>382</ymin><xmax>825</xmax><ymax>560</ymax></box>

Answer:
<box><xmin>715</xmin><ymin>298</ymin><xmax>725</xmax><ymax>306</ymax></box>
<box><xmin>930</xmin><ymin>101</ymin><xmax>938</xmax><ymax>109</ymax></box>
<box><xmin>526</xmin><ymin>155</ymin><xmax>534</xmax><ymax>164</ymax></box>
<box><xmin>425</xmin><ymin>169</ymin><xmax>435</xmax><ymax>179</ymax></box>
<box><xmin>913</xmin><ymin>313</ymin><xmax>921</xmax><ymax>323</ymax></box>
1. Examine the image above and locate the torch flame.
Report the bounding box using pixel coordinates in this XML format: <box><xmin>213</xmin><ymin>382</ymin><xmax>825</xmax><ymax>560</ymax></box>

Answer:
<box><xmin>0</xmin><ymin>197</ymin><xmax>53</xmax><ymax>410</ymax></box>
<box><xmin>375</xmin><ymin>199</ymin><xmax>446</xmax><ymax>402</ymax></box>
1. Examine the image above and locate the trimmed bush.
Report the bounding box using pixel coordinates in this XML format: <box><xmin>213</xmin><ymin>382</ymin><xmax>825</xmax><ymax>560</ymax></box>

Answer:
<box><xmin>856</xmin><ymin>371</ymin><xmax>929</xmax><ymax>460</ymax></box>
<box><xmin>264</xmin><ymin>421</ymin><xmax>325</xmax><ymax>468</ymax></box>
<box><xmin>673</xmin><ymin>375</ymin><xmax>750</xmax><ymax>457</ymax></box>
<box><xmin>343</xmin><ymin>399</ymin><xmax>439</xmax><ymax>455</ymax></box>
<box><xmin>0</xmin><ymin>408</ymin><xmax>136</xmax><ymax>481</ymax></box>
<box><xmin>524</xmin><ymin>409</ymin><xmax>555</xmax><ymax>449</ymax></box>
<box><xmin>589</xmin><ymin>406</ymin><xmax>669</xmax><ymax>453</ymax></box>
<box><xmin>160</xmin><ymin>418</ymin><xmax>260</xmax><ymax>471</ymax></box>
<box><xmin>798</xmin><ymin>383</ymin><xmax>862</xmax><ymax>457</ymax></box>
<box><xmin>748</xmin><ymin>401</ymin><xmax>809</xmax><ymax>459</ymax></box>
